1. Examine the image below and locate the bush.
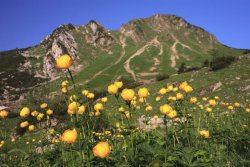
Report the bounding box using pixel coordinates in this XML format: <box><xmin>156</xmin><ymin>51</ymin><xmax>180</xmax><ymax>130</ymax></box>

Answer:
<box><xmin>243</xmin><ymin>50</ymin><xmax>250</xmax><ymax>54</ymax></box>
<box><xmin>203</xmin><ymin>59</ymin><xmax>210</xmax><ymax>67</ymax></box>
<box><xmin>119</xmin><ymin>76</ymin><xmax>141</xmax><ymax>89</ymax></box>
<box><xmin>177</xmin><ymin>62</ymin><xmax>186</xmax><ymax>74</ymax></box>
<box><xmin>156</xmin><ymin>73</ymin><xmax>169</xmax><ymax>81</ymax></box>
<box><xmin>209</xmin><ymin>56</ymin><xmax>236</xmax><ymax>71</ymax></box>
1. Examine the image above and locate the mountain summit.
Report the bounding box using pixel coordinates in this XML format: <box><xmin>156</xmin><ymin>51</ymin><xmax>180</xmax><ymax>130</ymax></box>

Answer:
<box><xmin>0</xmin><ymin>14</ymin><xmax>245</xmax><ymax>101</ymax></box>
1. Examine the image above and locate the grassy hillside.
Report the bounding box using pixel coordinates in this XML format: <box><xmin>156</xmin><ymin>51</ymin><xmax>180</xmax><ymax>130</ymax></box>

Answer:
<box><xmin>0</xmin><ymin>56</ymin><xmax>249</xmax><ymax>166</ymax></box>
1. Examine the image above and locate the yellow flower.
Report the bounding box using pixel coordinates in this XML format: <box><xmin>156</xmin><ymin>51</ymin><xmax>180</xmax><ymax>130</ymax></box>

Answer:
<box><xmin>131</xmin><ymin>100</ymin><xmax>137</xmax><ymax>106</ymax></box>
<box><xmin>20</xmin><ymin>121</ymin><xmax>29</xmax><ymax>128</ymax></box>
<box><xmin>214</xmin><ymin>96</ymin><xmax>220</xmax><ymax>100</ymax></box>
<box><xmin>183</xmin><ymin>85</ymin><xmax>193</xmax><ymax>93</ymax></box>
<box><xmin>94</xmin><ymin>103</ymin><xmax>104</xmax><ymax>112</ymax></box>
<box><xmin>20</xmin><ymin>107</ymin><xmax>30</xmax><ymax>117</ymax></box>
<box><xmin>61</xmin><ymin>87</ymin><xmax>68</xmax><ymax>93</ymax></box>
<box><xmin>0</xmin><ymin>110</ymin><xmax>8</xmax><ymax>119</ymax></box>
<box><xmin>28</xmin><ymin>125</ymin><xmax>35</xmax><ymax>132</ymax></box>
<box><xmin>153</xmin><ymin>115</ymin><xmax>159</xmax><ymax>119</ymax></box>
<box><xmin>173</xmin><ymin>87</ymin><xmax>178</xmax><ymax>92</ymax></box>
<box><xmin>199</xmin><ymin>104</ymin><xmax>204</xmax><ymax>110</ymax></box>
<box><xmin>40</xmin><ymin>103</ymin><xmax>48</xmax><ymax>109</ymax></box>
<box><xmin>167</xmin><ymin>110</ymin><xmax>177</xmax><ymax>119</ymax></box>
<box><xmin>61</xmin><ymin>128</ymin><xmax>78</xmax><ymax>144</ymax></box>
<box><xmin>167</xmin><ymin>85</ymin><xmax>173</xmax><ymax>91</ymax></box>
<box><xmin>118</xmin><ymin>107</ymin><xmax>125</xmax><ymax>113</ymax></box>
<box><xmin>107</xmin><ymin>84</ymin><xmax>118</xmax><ymax>95</ymax></box>
<box><xmin>48</xmin><ymin>128</ymin><xmax>55</xmax><ymax>134</ymax></box>
<box><xmin>145</xmin><ymin>105</ymin><xmax>153</xmax><ymax>111</ymax></box>
<box><xmin>93</xmin><ymin>142</ymin><xmax>111</xmax><ymax>158</ymax></box>
<box><xmin>31</xmin><ymin>110</ymin><xmax>38</xmax><ymax>117</ymax></box>
<box><xmin>190</xmin><ymin>97</ymin><xmax>197</xmax><ymax>104</ymax></box>
<box><xmin>176</xmin><ymin>93</ymin><xmax>184</xmax><ymax>100</ymax></box>
<box><xmin>46</xmin><ymin>109</ymin><xmax>53</xmax><ymax>116</ymax></box>
<box><xmin>246</xmin><ymin>108</ymin><xmax>250</xmax><ymax>113</ymax></box>
<box><xmin>202</xmin><ymin>97</ymin><xmax>208</xmax><ymax>101</ymax></box>
<box><xmin>179</xmin><ymin>81</ymin><xmax>188</xmax><ymax>90</ymax></box>
<box><xmin>87</xmin><ymin>93</ymin><xmax>95</xmax><ymax>99</ymax></box>
<box><xmin>155</xmin><ymin>96</ymin><xmax>161</xmax><ymax>101</ymax></box>
<box><xmin>138</xmin><ymin>87</ymin><xmax>149</xmax><ymax>98</ymax></box>
<box><xmin>0</xmin><ymin>141</ymin><xmax>4</xmax><ymax>149</ymax></box>
<box><xmin>95</xmin><ymin>111</ymin><xmax>101</xmax><ymax>117</ymax></box>
<box><xmin>89</xmin><ymin>112</ymin><xmax>95</xmax><ymax>117</ymax></box>
<box><xmin>105</xmin><ymin>130</ymin><xmax>112</xmax><ymax>135</ymax></box>
<box><xmin>139</xmin><ymin>97</ymin><xmax>145</xmax><ymax>103</ymax></box>
<box><xmin>159</xmin><ymin>88</ymin><xmax>167</xmax><ymax>95</ymax></box>
<box><xmin>124</xmin><ymin>111</ymin><xmax>131</xmax><ymax>119</ymax></box>
<box><xmin>101</xmin><ymin>97</ymin><xmax>108</xmax><ymax>103</ymax></box>
<box><xmin>55</xmin><ymin>54</ymin><xmax>73</xmax><ymax>69</ymax></box>
<box><xmin>168</xmin><ymin>96</ymin><xmax>177</xmax><ymax>101</ymax></box>
<box><xmin>209</xmin><ymin>99</ymin><xmax>217</xmax><ymax>106</ymax></box>
<box><xmin>206</xmin><ymin>107</ymin><xmax>212</xmax><ymax>113</ymax></box>
<box><xmin>69</xmin><ymin>95</ymin><xmax>78</xmax><ymax>102</ymax></box>
<box><xmin>78</xmin><ymin>105</ymin><xmax>86</xmax><ymax>114</ymax></box>
<box><xmin>121</xmin><ymin>89</ymin><xmax>135</xmax><ymax>101</ymax></box>
<box><xmin>136</xmin><ymin>106</ymin><xmax>141</xmax><ymax>110</ymax></box>
<box><xmin>37</xmin><ymin>113</ymin><xmax>45</xmax><ymax>121</ymax></box>
<box><xmin>114</xmin><ymin>81</ymin><xmax>123</xmax><ymax>88</ymax></box>
<box><xmin>61</xmin><ymin>80</ymin><xmax>69</xmax><ymax>87</ymax></box>
<box><xmin>81</xmin><ymin>90</ymin><xmax>89</xmax><ymax>96</ymax></box>
<box><xmin>160</xmin><ymin>104</ymin><xmax>173</xmax><ymax>115</ymax></box>
<box><xmin>115</xmin><ymin>122</ymin><xmax>121</xmax><ymax>129</ymax></box>
<box><xmin>228</xmin><ymin>106</ymin><xmax>234</xmax><ymax>110</ymax></box>
<box><xmin>133</xmin><ymin>96</ymin><xmax>137</xmax><ymax>100</ymax></box>
<box><xmin>199</xmin><ymin>130</ymin><xmax>210</xmax><ymax>138</ymax></box>
<box><xmin>234</xmin><ymin>102</ymin><xmax>240</xmax><ymax>107</ymax></box>
<box><xmin>68</xmin><ymin>102</ymin><xmax>80</xmax><ymax>114</ymax></box>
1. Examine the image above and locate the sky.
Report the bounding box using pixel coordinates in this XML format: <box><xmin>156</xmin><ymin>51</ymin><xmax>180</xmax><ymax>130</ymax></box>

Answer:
<box><xmin>0</xmin><ymin>0</ymin><xmax>250</xmax><ymax>51</ymax></box>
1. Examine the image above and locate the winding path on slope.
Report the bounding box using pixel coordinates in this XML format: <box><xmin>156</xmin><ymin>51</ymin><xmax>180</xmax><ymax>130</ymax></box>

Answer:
<box><xmin>170</xmin><ymin>34</ymin><xmax>199</xmax><ymax>68</ymax></box>
<box><xmin>123</xmin><ymin>36</ymin><xmax>163</xmax><ymax>81</ymax></box>
<box><xmin>80</xmin><ymin>36</ymin><xmax>127</xmax><ymax>86</ymax></box>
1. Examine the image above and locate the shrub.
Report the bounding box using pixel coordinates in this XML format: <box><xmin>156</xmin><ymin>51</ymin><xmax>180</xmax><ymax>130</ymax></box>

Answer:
<box><xmin>177</xmin><ymin>62</ymin><xmax>186</xmax><ymax>74</ymax></box>
<box><xmin>209</xmin><ymin>56</ymin><xmax>236</xmax><ymax>71</ymax></box>
<box><xmin>156</xmin><ymin>73</ymin><xmax>169</xmax><ymax>81</ymax></box>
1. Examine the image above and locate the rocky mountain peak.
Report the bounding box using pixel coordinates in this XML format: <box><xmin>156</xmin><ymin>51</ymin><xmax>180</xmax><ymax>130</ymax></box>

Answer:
<box><xmin>83</xmin><ymin>20</ymin><xmax>115</xmax><ymax>47</ymax></box>
<box><xmin>41</xmin><ymin>24</ymin><xmax>78</xmax><ymax>78</ymax></box>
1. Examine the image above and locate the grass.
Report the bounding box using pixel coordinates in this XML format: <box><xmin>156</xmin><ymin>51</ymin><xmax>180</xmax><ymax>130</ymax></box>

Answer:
<box><xmin>1</xmin><ymin>65</ymin><xmax>249</xmax><ymax>166</ymax></box>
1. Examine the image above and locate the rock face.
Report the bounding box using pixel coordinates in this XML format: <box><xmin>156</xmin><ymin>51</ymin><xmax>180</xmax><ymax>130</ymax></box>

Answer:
<box><xmin>85</xmin><ymin>20</ymin><xmax>115</xmax><ymax>47</ymax></box>
<box><xmin>42</xmin><ymin>24</ymin><xmax>78</xmax><ymax>78</ymax></box>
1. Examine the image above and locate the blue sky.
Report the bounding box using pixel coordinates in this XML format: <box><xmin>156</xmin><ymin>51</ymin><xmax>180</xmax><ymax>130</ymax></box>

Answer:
<box><xmin>0</xmin><ymin>0</ymin><xmax>249</xmax><ymax>51</ymax></box>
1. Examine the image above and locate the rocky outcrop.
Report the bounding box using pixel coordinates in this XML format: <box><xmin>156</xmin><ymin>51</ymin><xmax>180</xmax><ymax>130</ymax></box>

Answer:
<box><xmin>84</xmin><ymin>20</ymin><xmax>115</xmax><ymax>47</ymax></box>
<box><xmin>119</xmin><ymin>19</ymin><xmax>146</xmax><ymax>43</ymax></box>
<box><xmin>42</xmin><ymin>24</ymin><xmax>78</xmax><ymax>78</ymax></box>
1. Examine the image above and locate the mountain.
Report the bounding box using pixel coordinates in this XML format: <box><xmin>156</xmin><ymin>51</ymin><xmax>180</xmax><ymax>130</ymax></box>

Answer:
<box><xmin>0</xmin><ymin>14</ymin><xmax>247</xmax><ymax>104</ymax></box>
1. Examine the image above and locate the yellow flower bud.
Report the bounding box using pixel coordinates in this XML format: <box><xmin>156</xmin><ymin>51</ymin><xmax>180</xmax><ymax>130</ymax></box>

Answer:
<box><xmin>20</xmin><ymin>107</ymin><xmax>30</xmax><ymax>117</ymax></box>
<box><xmin>20</xmin><ymin>121</ymin><xmax>29</xmax><ymax>128</ymax></box>
<box><xmin>93</xmin><ymin>142</ymin><xmax>111</xmax><ymax>158</ymax></box>
<box><xmin>40</xmin><ymin>103</ymin><xmax>48</xmax><ymax>109</ymax></box>
<box><xmin>160</xmin><ymin>104</ymin><xmax>173</xmax><ymax>115</ymax></box>
<box><xmin>138</xmin><ymin>87</ymin><xmax>149</xmax><ymax>98</ymax></box>
<box><xmin>114</xmin><ymin>81</ymin><xmax>123</xmax><ymax>88</ymax></box>
<box><xmin>61</xmin><ymin>128</ymin><xmax>78</xmax><ymax>144</ymax></box>
<box><xmin>107</xmin><ymin>84</ymin><xmax>118</xmax><ymax>95</ymax></box>
<box><xmin>199</xmin><ymin>130</ymin><xmax>209</xmax><ymax>138</ymax></box>
<box><xmin>55</xmin><ymin>54</ymin><xmax>73</xmax><ymax>69</ymax></box>
<box><xmin>121</xmin><ymin>89</ymin><xmax>135</xmax><ymax>101</ymax></box>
